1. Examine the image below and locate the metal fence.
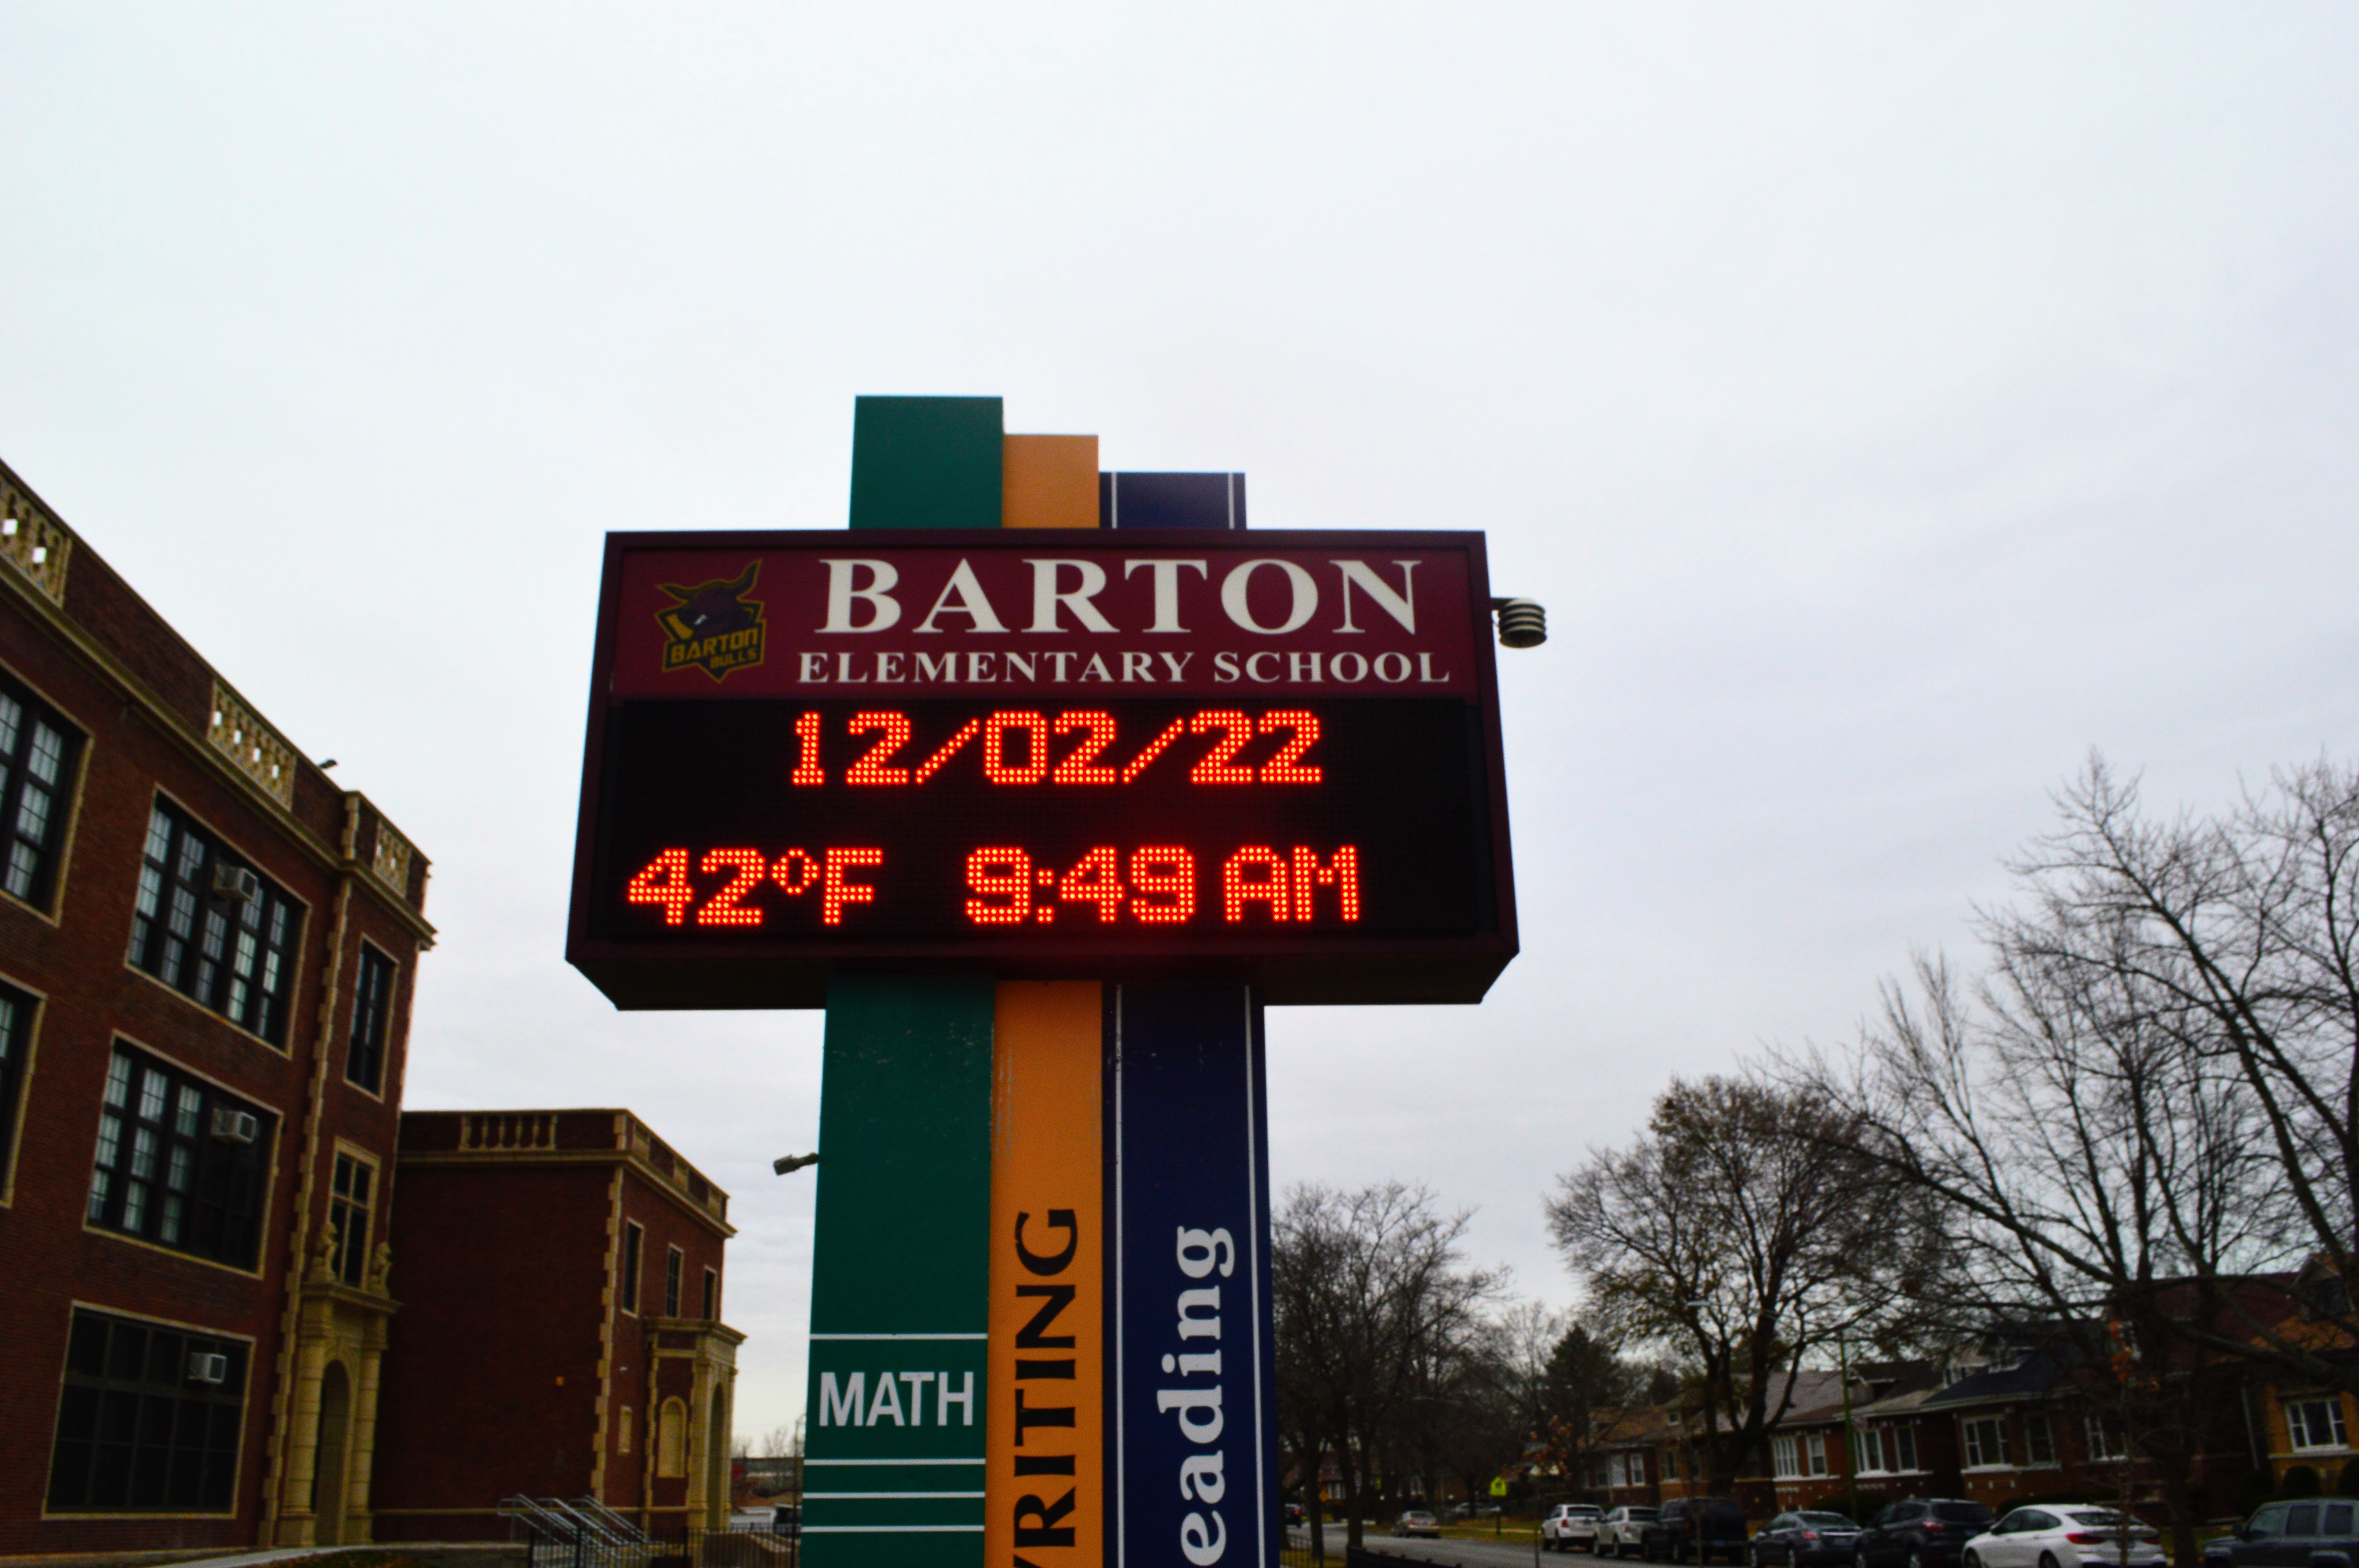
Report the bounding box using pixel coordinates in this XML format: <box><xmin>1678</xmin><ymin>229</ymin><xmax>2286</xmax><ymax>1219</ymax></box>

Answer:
<box><xmin>500</xmin><ymin>1497</ymin><xmax>798</xmax><ymax>1568</ymax></box>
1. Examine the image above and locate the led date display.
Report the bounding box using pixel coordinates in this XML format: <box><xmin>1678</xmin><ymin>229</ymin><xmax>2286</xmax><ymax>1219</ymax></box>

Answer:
<box><xmin>585</xmin><ymin>698</ymin><xmax>1490</xmax><ymax>945</ymax></box>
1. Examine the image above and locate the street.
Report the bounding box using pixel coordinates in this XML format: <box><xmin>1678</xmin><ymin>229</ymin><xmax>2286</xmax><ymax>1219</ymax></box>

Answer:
<box><xmin>1291</xmin><ymin>1528</ymin><xmax>1549</xmax><ymax>1568</ymax></box>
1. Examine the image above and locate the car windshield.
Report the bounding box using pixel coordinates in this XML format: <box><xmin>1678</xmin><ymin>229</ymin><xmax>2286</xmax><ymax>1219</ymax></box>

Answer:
<box><xmin>1631</xmin><ymin>1510</ymin><xmax>1658</xmax><ymax>1521</ymax></box>
<box><xmin>1800</xmin><ymin>1515</ymin><xmax>1856</xmax><ymax>1528</ymax></box>
<box><xmin>2066</xmin><ymin>1513</ymin><xmax>2128</xmax><ymax>1529</ymax></box>
<box><xmin>1936</xmin><ymin>1505</ymin><xmax>1994</xmax><ymax>1524</ymax></box>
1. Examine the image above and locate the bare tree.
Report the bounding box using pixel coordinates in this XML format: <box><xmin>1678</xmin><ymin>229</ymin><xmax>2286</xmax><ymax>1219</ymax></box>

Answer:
<box><xmin>1776</xmin><ymin>757</ymin><xmax>2359</xmax><ymax>1560</ymax></box>
<box><xmin>1274</xmin><ymin>1181</ymin><xmax>1504</xmax><ymax>1552</ymax></box>
<box><xmin>1547</xmin><ymin>1076</ymin><xmax>1932</xmax><ymax>1493</ymax></box>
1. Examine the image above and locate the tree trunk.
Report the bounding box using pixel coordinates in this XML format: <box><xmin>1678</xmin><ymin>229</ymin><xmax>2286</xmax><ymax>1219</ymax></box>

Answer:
<box><xmin>1343</xmin><ymin>1439</ymin><xmax>1367</xmax><ymax>1551</ymax></box>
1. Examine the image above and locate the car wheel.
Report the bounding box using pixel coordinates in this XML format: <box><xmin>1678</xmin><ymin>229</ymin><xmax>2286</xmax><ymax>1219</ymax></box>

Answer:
<box><xmin>1964</xmin><ymin>1555</ymin><xmax>1980</xmax><ymax>1568</ymax></box>
<box><xmin>1910</xmin><ymin>1553</ymin><xmax>1928</xmax><ymax>1568</ymax></box>
<box><xmin>2040</xmin><ymin>1556</ymin><xmax>2061</xmax><ymax>1568</ymax></box>
<box><xmin>1856</xmin><ymin>1552</ymin><xmax>1873</xmax><ymax>1568</ymax></box>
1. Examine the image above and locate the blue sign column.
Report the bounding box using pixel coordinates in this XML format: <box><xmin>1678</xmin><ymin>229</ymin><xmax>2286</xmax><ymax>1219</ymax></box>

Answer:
<box><xmin>1104</xmin><ymin>473</ymin><xmax>1279</xmax><ymax>1568</ymax></box>
<box><xmin>1107</xmin><ymin>985</ymin><xmax>1278</xmax><ymax>1568</ymax></box>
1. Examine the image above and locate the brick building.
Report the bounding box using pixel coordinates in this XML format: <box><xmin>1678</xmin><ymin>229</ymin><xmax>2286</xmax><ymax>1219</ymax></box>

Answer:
<box><xmin>370</xmin><ymin>1109</ymin><xmax>740</xmax><ymax>1541</ymax></box>
<box><xmin>0</xmin><ymin>457</ymin><xmax>433</xmax><ymax>1554</ymax></box>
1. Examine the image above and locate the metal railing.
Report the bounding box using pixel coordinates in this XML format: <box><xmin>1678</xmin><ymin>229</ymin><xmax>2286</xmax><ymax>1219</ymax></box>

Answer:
<box><xmin>498</xmin><ymin>1501</ymin><xmax>796</xmax><ymax>1568</ymax></box>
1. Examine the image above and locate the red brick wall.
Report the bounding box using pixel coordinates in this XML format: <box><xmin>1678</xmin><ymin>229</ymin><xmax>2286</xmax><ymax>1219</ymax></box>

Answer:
<box><xmin>603</xmin><ymin>1167</ymin><xmax>729</xmax><ymax>1511</ymax></box>
<box><xmin>0</xmin><ymin>483</ymin><xmax>429</xmax><ymax>1553</ymax></box>
<box><xmin>373</xmin><ymin>1160</ymin><xmax>618</xmax><ymax>1532</ymax></box>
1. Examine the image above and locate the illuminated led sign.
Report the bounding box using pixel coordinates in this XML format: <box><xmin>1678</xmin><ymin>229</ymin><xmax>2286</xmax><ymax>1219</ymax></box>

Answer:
<box><xmin>565</xmin><ymin>530</ymin><xmax>1517</xmax><ymax>1006</ymax></box>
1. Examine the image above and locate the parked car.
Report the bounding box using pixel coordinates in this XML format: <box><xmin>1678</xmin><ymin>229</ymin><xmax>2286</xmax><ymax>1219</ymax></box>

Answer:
<box><xmin>1962</xmin><ymin>1505</ymin><xmax>2160</xmax><ymax>1568</ymax></box>
<box><xmin>1855</xmin><ymin>1500</ymin><xmax>1996</xmax><ymax>1568</ymax></box>
<box><xmin>769</xmin><ymin>1503</ymin><xmax>801</xmax><ymax>1537</ymax></box>
<box><xmin>2201</xmin><ymin>1497</ymin><xmax>2359</xmax><ymax>1568</ymax></box>
<box><xmin>1751</xmin><ymin>1512</ymin><xmax>1862</xmax><ymax>1567</ymax></box>
<box><xmin>1396</xmin><ymin>1510</ymin><xmax>1442</xmax><ymax>1538</ymax></box>
<box><xmin>1647</xmin><ymin>1497</ymin><xmax>1752</xmax><ymax>1564</ymax></box>
<box><xmin>1545</xmin><ymin>1504</ymin><xmax>1607</xmax><ymax>1552</ymax></box>
<box><xmin>1600</xmin><ymin>1506</ymin><xmax>1661</xmax><ymax>1558</ymax></box>
<box><xmin>1284</xmin><ymin>1502</ymin><xmax>1305</xmax><ymax>1526</ymax></box>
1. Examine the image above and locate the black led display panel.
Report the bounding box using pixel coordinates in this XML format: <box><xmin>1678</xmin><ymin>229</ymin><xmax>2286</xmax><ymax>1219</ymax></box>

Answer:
<box><xmin>565</xmin><ymin>529</ymin><xmax>1519</xmax><ymax>1007</ymax></box>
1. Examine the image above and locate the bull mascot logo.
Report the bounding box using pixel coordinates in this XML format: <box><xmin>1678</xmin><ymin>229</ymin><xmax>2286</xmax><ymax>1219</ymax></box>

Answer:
<box><xmin>655</xmin><ymin>561</ymin><xmax>766</xmax><ymax>681</ymax></box>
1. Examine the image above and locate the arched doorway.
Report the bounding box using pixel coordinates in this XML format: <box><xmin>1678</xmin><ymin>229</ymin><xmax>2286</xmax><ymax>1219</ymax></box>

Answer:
<box><xmin>312</xmin><ymin>1362</ymin><xmax>351</xmax><ymax>1544</ymax></box>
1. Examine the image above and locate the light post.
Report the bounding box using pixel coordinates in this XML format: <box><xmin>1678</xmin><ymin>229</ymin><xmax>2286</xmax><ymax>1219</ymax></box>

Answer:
<box><xmin>1682</xmin><ymin>1298</ymin><xmax>1712</xmax><ymax>1501</ymax></box>
<box><xmin>771</xmin><ymin>1156</ymin><xmax>816</xmax><ymax>1561</ymax></box>
<box><xmin>1837</xmin><ymin>1335</ymin><xmax>1858</xmax><ymax>1515</ymax></box>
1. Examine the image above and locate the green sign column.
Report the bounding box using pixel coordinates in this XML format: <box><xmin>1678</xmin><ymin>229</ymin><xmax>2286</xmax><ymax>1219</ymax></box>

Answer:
<box><xmin>801</xmin><ymin>397</ymin><xmax>1003</xmax><ymax>1566</ymax></box>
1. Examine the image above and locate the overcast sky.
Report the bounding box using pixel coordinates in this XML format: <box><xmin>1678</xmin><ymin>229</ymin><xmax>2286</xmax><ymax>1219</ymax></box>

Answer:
<box><xmin>5</xmin><ymin>5</ymin><xmax>2355</xmax><ymax>1443</ymax></box>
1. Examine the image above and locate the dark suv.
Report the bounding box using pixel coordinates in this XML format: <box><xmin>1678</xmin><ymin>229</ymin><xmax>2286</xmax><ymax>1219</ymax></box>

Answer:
<box><xmin>1856</xmin><ymin>1500</ymin><xmax>1995</xmax><ymax>1568</ymax></box>
<box><xmin>1647</xmin><ymin>1497</ymin><xmax>1752</xmax><ymax>1564</ymax></box>
<box><xmin>2201</xmin><ymin>1497</ymin><xmax>2359</xmax><ymax>1568</ymax></box>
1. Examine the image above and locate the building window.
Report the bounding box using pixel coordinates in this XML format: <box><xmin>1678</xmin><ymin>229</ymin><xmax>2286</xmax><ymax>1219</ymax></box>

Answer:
<box><xmin>1853</xmin><ymin>1429</ymin><xmax>1882</xmax><ymax>1474</ymax></box>
<box><xmin>620</xmin><ymin>1222</ymin><xmax>643</xmax><ymax>1314</ymax></box>
<box><xmin>619</xmin><ymin>1406</ymin><xmax>634</xmax><ymax>1455</ymax></box>
<box><xmin>2024</xmin><ymin>1412</ymin><xmax>2056</xmax><ymax>1466</ymax></box>
<box><xmin>345</xmin><ymin>946</ymin><xmax>395</xmax><ymax>1094</ymax></box>
<box><xmin>1863</xmin><ymin>1426</ymin><xmax>1918</xmax><ymax>1474</ymax></box>
<box><xmin>46</xmin><ymin>1307</ymin><xmax>248</xmax><ymax>1512</ymax></box>
<box><xmin>1774</xmin><ymin>1435</ymin><xmax>1801</xmax><ymax>1479</ymax></box>
<box><xmin>2083</xmin><ymin>1412</ymin><xmax>2129</xmax><ymax>1461</ymax></box>
<box><xmin>127</xmin><ymin>801</ymin><xmax>300</xmax><ymax>1044</ymax></box>
<box><xmin>0</xmin><ymin>678</ymin><xmax>81</xmax><ymax>910</ymax></box>
<box><xmin>329</xmin><ymin>1151</ymin><xmax>376</xmax><ymax>1287</ymax></box>
<box><xmin>665</xmin><ymin>1246</ymin><xmax>684</xmax><ymax>1318</ymax></box>
<box><xmin>2286</xmin><ymin>1399</ymin><xmax>2349</xmax><ymax>1454</ymax></box>
<box><xmin>702</xmin><ymin>1267</ymin><xmax>719</xmax><ymax>1321</ymax></box>
<box><xmin>0</xmin><ymin>982</ymin><xmax>33</xmax><ymax>1185</ymax></box>
<box><xmin>1806</xmin><ymin>1433</ymin><xmax>1829</xmax><ymax>1476</ymax></box>
<box><xmin>1962</xmin><ymin>1416</ymin><xmax>2010</xmax><ymax>1469</ymax></box>
<box><xmin>87</xmin><ymin>1043</ymin><xmax>273</xmax><ymax>1268</ymax></box>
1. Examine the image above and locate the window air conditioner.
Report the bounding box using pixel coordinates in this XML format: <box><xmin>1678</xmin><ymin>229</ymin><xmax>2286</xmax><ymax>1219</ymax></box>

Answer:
<box><xmin>212</xmin><ymin>864</ymin><xmax>262</xmax><ymax>905</ymax></box>
<box><xmin>209</xmin><ymin>1107</ymin><xmax>260</xmax><ymax>1144</ymax></box>
<box><xmin>187</xmin><ymin>1350</ymin><xmax>229</xmax><ymax>1385</ymax></box>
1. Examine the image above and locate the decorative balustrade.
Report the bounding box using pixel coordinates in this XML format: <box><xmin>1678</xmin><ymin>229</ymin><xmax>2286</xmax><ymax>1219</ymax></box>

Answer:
<box><xmin>460</xmin><ymin>1112</ymin><xmax>558</xmax><ymax>1152</ymax></box>
<box><xmin>208</xmin><ymin>682</ymin><xmax>298</xmax><ymax>805</ymax></box>
<box><xmin>0</xmin><ymin>475</ymin><xmax>72</xmax><ymax>603</ymax></box>
<box><xmin>371</xmin><ymin>818</ymin><xmax>416</xmax><ymax>897</ymax></box>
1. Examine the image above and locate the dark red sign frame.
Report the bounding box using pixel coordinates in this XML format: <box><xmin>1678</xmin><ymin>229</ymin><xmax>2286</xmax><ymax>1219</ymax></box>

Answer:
<box><xmin>565</xmin><ymin>528</ymin><xmax>1519</xmax><ymax>1007</ymax></box>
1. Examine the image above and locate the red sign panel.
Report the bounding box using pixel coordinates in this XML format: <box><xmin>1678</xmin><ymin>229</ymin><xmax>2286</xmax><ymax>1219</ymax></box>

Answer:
<box><xmin>566</xmin><ymin>529</ymin><xmax>1518</xmax><ymax>1007</ymax></box>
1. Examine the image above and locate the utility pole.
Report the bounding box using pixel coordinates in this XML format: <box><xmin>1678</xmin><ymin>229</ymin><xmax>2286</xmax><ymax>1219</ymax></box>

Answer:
<box><xmin>1838</xmin><ymin>1336</ymin><xmax>1858</xmax><ymax>1511</ymax></box>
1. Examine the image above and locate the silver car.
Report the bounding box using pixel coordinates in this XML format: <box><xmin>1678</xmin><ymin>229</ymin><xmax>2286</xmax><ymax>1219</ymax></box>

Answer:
<box><xmin>1545</xmin><ymin>1504</ymin><xmax>1606</xmax><ymax>1552</ymax></box>
<box><xmin>1600</xmin><ymin>1506</ymin><xmax>1660</xmax><ymax>1559</ymax></box>
<box><xmin>1963</xmin><ymin>1507</ymin><xmax>2162</xmax><ymax>1568</ymax></box>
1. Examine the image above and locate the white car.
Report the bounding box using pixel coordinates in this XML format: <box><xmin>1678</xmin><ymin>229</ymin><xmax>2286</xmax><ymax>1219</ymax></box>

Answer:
<box><xmin>1599</xmin><ymin>1506</ymin><xmax>1659</xmax><ymax>1558</ymax></box>
<box><xmin>1962</xmin><ymin>1506</ymin><xmax>2163</xmax><ymax>1568</ymax></box>
<box><xmin>1545</xmin><ymin>1504</ymin><xmax>1606</xmax><ymax>1552</ymax></box>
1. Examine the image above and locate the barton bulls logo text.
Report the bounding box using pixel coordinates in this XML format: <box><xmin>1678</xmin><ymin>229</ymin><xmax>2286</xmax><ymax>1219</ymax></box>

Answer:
<box><xmin>657</xmin><ymin>563</ymin><xmax>765</xmax><ymax>681</ymax></box>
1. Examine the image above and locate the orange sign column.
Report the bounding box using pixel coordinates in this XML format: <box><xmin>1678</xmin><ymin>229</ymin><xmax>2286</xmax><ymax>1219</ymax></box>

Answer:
<box><xmin>987</xmin><ymin>981</ymin><xmax>1105</xmax><ymax>1568</ymax></box>
<box><xmin>987</xmin><ymin>433</ymin><xmax>1105</xmax><ymax>1568</ymax></box>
